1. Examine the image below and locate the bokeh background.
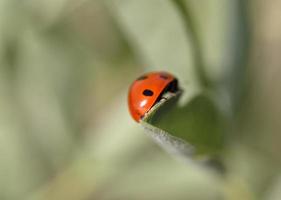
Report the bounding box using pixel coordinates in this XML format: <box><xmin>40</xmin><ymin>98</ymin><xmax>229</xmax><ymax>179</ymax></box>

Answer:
<box><xmin>0</xmin><ymin>0</ymin><xmax>281</xmax><ymax>200</ymax></box>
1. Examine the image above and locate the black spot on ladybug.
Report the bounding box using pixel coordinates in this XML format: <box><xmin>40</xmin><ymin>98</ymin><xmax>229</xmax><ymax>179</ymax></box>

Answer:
<box><xmin>142</xmin><ymin>89</ymin><xmax>154</xmax><ymax>96</ymax></box>
<box><xmin>136</xmin><ymin>75</ymin><xmax>148</xmax><ymax>80</ymax></box>
<box><xmin>159</xmin><ymin>74</ymin><xmax>169</xmax><ymax>79</ymax></box>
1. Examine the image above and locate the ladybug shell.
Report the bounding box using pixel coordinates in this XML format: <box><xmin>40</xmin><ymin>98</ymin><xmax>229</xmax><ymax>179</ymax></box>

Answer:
<box><xmin>128</xmin><ymin>71</ymin><xmax>176</xmax><ymax>122</ymax></box>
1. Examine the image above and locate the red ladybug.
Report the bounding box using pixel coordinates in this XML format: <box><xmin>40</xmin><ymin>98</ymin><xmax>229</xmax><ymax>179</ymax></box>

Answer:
<box><xmin>128</xmin><ymin>71</ymin><xmax>179</xmax><ymax>122</ymax></box>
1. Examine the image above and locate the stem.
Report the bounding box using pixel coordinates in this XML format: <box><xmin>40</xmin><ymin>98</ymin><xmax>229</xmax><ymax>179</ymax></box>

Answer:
<box><xmin>172</xmin><ymin>0</ymin><xmax>211</xmax><ymax>88</ymax></box>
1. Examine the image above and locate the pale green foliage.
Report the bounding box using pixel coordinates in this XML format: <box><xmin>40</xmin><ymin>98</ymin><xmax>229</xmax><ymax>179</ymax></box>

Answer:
<box><xmin>0</xmin><ymin>0</ymin><xmax>280</xmax><ymax>200</ymax></box>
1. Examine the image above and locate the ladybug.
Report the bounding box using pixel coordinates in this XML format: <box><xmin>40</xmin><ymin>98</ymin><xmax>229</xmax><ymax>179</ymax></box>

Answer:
<box><xmin>128</xmin><ymin>71</ymin><xmax>179</xmax><ymax>122</ymax></box>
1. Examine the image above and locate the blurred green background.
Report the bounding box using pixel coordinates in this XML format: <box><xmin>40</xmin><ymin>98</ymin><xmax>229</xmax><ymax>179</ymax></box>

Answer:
<box><xmin>0</xmin><ymin>0</ymin><xmax>281</xmax><ymax>200</ymax></box>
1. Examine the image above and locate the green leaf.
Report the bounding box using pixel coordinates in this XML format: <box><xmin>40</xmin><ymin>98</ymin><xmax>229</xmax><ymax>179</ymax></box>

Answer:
<box><xmin>142</xmin><ymin>92</ymin><xmax>224</xmax><ymax>158</ymax></box>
